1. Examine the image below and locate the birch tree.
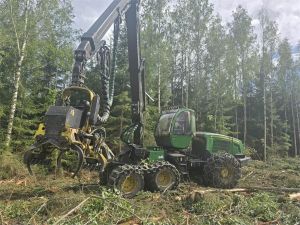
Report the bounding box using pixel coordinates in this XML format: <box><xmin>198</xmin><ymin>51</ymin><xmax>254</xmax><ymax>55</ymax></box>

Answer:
<box><xmin>4</xmin><ymin>0</ymin><xmax>31</xmax><ymax>147</ymax></box>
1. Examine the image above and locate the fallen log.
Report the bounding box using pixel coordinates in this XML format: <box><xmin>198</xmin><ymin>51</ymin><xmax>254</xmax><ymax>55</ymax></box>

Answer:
<box><xmin>289</xmin><ymin>193</ymin><xmax>300</xmax><ymax>201</ymax></box>
<box><xmin>239</xmin><ymin>186</ymin><xmax>300</xmax><ymax>193</ymax></box>
<box><xmin>176</xmin><ymin>187</ymin><xmax>300</xmax><ymax>203</ymax></box>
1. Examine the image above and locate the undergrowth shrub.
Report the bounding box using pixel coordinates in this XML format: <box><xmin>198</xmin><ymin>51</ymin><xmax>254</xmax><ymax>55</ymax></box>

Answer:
<box><xmin>243</xmin><ymin>193</ymin><xmax>279</xmax><ymax>222</ymax></box>
<box><xmin>0</xmin><ymin>151</ymin><xmax>27</xmax><ymax>179</ymax></box>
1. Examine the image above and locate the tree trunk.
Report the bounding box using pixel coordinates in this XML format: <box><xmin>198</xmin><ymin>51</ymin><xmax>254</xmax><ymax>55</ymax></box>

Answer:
<box><xmin>171</xmin><ymin>53</ymin><xmax>176</xmax><ymax>106</ymax></box>
<box><xmin>296</xmin><ymin>103</ymin><xmax>300</xmax><ymax>156</ymax></box>
<box><xmin>186</xmin><ymin>51</ymin><xmax>190</xmax><ymax>108</ymax></box>
<box><xmin>242</xmin><ymin>56</ymin><xmax>247</xmax><ymax>145</ymax></box>
<box><xmin>263</xmin><ymin>71</ymin><xmax>267</xmax><ymax>161</ymax></box>
<box><xmin>291</xmin><ymin>94</ymin><xmax>298</xmax><ymax>156</ymax></box>
<box><xmin>234</xmin><ymin>71</ymin><xmax>239</xmax><ymax>138</ymax></box>
<box><xmin>243</xmin><ymin>90</ymin><xmax>247</xmax><ymax>145</ymax></box>
<box><xmin>157</xmin><ymin>52</ymin><xmax>161</xmax><ymax>113</ymax></box>
<box><xmin>118</xmin><ymin>107</ymin><xmax>124</xmax><ymax>153</ymax></box>
<box><xmin>5</xmin><ymin>0</ymin><xmax>29</xmax><ymax>147</ymax></box>
<box><xmin>157</xmin><ymin>6</ymin><xmax>162</xmax><ymax>113</ymax></box>
<box><xmin>261</xmin><ymin>29</ymin><xmax>267</xmax><ymax>161</ymax></box>
<box><xmin>5</xmin><ymin>45</ymin><xmax>27</xmax><ymax>147</ymax></box>
<box><xmin>181</xmin><ymin>51</ymin><xmax>185</xmax><ymax>106</ymax></box>
<box><xmin>270</xmin><ymin>88</ymin><xmax>274</xmax><ymax>154</ymax></box>
<box><xmin>214</xmin><ymin>102</ymin><xmax>218</xmax><ymax>131</ymax></box>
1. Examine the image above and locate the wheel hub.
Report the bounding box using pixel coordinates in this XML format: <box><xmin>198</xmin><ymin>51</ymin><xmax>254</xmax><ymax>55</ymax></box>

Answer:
<box><xmin>121</xmin><ymin>175</ymin><xmax>138</xmax><ymax>194</ymax></box>
<box><xmin>220</xmin><ymin>167</ymin><xmax>230</xmax><ymax>178</ymax></box>
<box><xmin>156</xmin><ymin>169</ymin><xmax>173</xmax><ymax>188</ymax></box>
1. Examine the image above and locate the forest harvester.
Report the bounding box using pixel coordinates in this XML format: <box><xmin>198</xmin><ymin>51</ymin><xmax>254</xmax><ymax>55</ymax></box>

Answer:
<box><xmin>24</xmin><ymin>0</ymin><xmax>250</xmax><ymax>197</ymax></box>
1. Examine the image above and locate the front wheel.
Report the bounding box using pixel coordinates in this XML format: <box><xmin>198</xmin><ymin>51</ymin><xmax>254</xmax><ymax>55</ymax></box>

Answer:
<box><xmin>56</xmin><ymin>145</ymin><xmax>84</xmax><ymax>178</ymax></box>
<box><xmin>204</xmin><ymin>153</ymin><xmax>241</xmax><ymax>188</ymax></box>
<box><xmin>108</xmin><ymin>165</ymin><xmax>144</xmax><ymax>198</ymax></box>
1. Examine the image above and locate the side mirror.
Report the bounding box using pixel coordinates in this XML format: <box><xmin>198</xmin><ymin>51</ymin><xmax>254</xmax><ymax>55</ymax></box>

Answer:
<box><xmin>89</xmin><ymin>95</ymin><xmax>100</xmax><ymax>125</ymax></box>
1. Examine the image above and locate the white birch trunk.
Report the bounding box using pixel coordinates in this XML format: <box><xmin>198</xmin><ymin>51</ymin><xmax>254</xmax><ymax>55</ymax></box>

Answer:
<box><xmin>263</xmin><ymin>71</ymin><xmax>267</xmax><ymax>161</ymax></box>
<box><xmin>5</xmin><ymin>0</ymin><xmax>29</xmax><ymax>147</ymax></box>
<box><xmin>291</xmin><ymin>95</ymin><xmax>298</xmax><ymax>156</ymax></box>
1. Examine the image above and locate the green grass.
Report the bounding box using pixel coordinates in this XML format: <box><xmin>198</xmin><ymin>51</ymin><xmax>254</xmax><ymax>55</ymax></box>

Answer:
<box><xmin>0</xmin><ymin>155</ymin><xmax>299</xmax><ymax>224</ymax></box>
<box><xmin>239</xmin><ymin>157</ymin><xmax>300</xmax><ymax>188</ymax></box>
<box><xmin>0</xmin><ymin>151</ymin><xmax>27</xmax><ymax>179</ymax></box>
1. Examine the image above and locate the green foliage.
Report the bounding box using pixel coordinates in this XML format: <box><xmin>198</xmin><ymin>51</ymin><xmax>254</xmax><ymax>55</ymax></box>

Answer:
<box><xmin>0</xmin><ymin>0</ymin><xmax>299</xmax><ymax>158</ymax></box>
<box><xmin>184</xmin><ymin>192</ymin><xmax>293</xmax><ymax>225</ymax></box>
<box><xmin>245</xmin><ymin>193</ymin><xmax>278</xmax><ymax>221</ymax></box>
<box><xmin>106</xmin><ymin>91</ymin><xmax>132</xmax><ymax>153</ymax></box>
<box><xmin>0</xmin><ymin>151</ymin><xmax>27</xmax><ymax>179</ymax></box>
<box><xmin>0</xmin><ymin>0</ymin><xmax>75</xmax><ymax>148</ymax></box>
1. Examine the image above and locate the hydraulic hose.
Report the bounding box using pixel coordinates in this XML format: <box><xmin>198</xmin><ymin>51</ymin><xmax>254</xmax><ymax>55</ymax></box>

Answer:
<box><xmin>97</xmin><ymin>18</ymin><xmax>120</xmax><ymax>123</ymax></box>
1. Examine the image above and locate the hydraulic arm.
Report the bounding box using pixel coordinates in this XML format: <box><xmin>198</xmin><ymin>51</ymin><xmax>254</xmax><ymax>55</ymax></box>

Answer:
<box><xmin>72</xmin><ymin>0</ymin><xmax>145</xmax><ymax>144</ymax></box>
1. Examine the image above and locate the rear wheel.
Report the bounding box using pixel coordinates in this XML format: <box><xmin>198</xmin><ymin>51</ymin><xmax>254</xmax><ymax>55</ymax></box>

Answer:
<box><xmin>108</xmin><ymin>165</ymin><xmax>144</xmax><ymax>198</ymax></box>
<box><xmin>145</xmin><ymin>161</ymin><xmax>180</xmax><ymax>192</ymax></box>
<box><xmin>204</xmin><ymin>153</ymin><xmax>241</xmax><ymax>188</ymax></box>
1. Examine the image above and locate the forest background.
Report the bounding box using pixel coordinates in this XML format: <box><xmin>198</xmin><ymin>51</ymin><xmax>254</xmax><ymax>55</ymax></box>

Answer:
<box><xmin>1</xmin><ymin>0</ymin><xmax>300</xmax><ymax>161</ymax></box>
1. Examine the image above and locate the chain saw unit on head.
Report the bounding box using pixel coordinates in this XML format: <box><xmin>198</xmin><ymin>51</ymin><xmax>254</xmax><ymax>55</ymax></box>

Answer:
<box><xmin>24</xmin><ymin>0</ymin><xmax>146</xmax><ymax>178</ymax></box>
<box><xmin>24</xmin><ymin>0</ymin><xmax>250</xmax><ymax>198</ymax></box>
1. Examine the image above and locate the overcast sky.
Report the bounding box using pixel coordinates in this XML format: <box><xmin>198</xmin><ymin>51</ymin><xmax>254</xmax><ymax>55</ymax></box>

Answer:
<box><xmin>72</xmin><ymin>0</ymin><xmax>300</xmax><ymax>45</ymax></box>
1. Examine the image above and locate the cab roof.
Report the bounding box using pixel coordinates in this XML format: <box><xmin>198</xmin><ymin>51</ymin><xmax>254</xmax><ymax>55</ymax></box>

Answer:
<box><xmin>161</xmin><ymin>107</ymin><xmax>195</xmax><ymax>115</ymax></box>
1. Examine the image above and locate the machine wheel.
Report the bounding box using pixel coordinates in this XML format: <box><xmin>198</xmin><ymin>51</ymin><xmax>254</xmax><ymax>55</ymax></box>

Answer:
<box><xmin>204</xmin><ymin>153</ymin><xmax>241</xmax><ymax>188</ymax></box>
<box><xmin>57</xmin><ymin>145</ymin><xmax>84</xmax><ymax>178</ymax></box>
<box><xmin>145</xmin><ymin>161</ymin><xmax>180</xmax><ymax>192</ymax></box>
<box><xmin>108</xmin><ymin>165</ymin><xmax>144</xmax><ymax>198</ymax></box>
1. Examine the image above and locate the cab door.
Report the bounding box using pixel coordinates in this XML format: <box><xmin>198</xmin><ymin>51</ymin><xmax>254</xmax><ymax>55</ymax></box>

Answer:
<box><xmin>170</xmin><ymin>109</ymin><xmax>195</xmax><ymax>149</ymax></box>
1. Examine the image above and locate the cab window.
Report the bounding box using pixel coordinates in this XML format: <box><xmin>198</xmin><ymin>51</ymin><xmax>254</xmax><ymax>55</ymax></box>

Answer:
<box><xmin>64</xmin><ymin>89</ymin><xmax>91</xmax><ymax>108</ymax></box>
<box><xmin>155</xmin><ymin>113</ymin><xmax>175</xmax><ymax>136</ymax></box>
<box><xmin>172</xmin><ymin>111</ymin><xmax>192</xmax><ymax>135</ymax></box>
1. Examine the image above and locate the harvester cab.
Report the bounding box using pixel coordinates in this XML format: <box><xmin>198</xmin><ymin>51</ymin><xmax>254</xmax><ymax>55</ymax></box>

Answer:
<box><xmin>155</xmin><ymin>108</ymin><xmax>196</xmax><ymax>149</ymax></box>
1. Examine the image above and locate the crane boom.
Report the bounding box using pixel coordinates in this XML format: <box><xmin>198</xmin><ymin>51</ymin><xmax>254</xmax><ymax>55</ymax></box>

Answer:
<box><xmin>72</xmin><ymin>0</ymin><xmax>131</xmax><ymax>85</ymax></box>
<box><xmin>126</xmin><ymin>0</ymin><xmax>145</xmax><ymax>145</ymax></box>
<box><xmin>81</xmin><ymin>0</ymin><xmax>130</xmax><ymax>53</ymax></box>
<box><xmin>72</xmin><ymin>0</ymin><xmax>145</xmax><ymax>146</ymax></box>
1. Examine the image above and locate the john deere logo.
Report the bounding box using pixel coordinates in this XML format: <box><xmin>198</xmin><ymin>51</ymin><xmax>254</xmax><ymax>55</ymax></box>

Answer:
<box><xmin>70</xmin><ymin>109</ymin><xmax>75</xmax><ymax>116</ymax></box>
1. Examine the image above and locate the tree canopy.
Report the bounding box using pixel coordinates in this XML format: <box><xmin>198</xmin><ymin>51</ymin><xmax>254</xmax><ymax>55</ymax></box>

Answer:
<box><xmin>0</xmin><ymin>0</ymin><xmax>299</xmax><ymax>160</ymax></box>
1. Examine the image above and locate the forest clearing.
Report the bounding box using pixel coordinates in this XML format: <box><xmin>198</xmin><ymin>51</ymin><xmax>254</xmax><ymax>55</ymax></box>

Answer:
<box><xmin>0</xmin><ymin>153</ymin><xmax>299</xmax><ymax>224</ymax></box>
<box><xmin>1</xmin><ymin>0</ymin><xmax>300</xmax><ymax>224</ymax></box>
